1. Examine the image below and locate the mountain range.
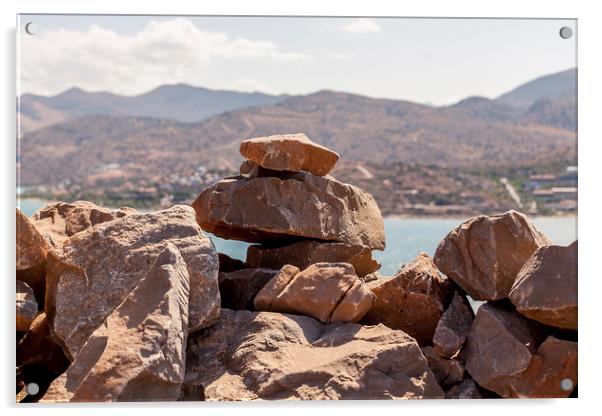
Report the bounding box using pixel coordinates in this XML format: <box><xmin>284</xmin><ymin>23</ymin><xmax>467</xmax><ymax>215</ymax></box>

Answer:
<box><xmin>18</xmin><ymin>68</ymin><xmax>577</xmax><ymax>190</ymax></box>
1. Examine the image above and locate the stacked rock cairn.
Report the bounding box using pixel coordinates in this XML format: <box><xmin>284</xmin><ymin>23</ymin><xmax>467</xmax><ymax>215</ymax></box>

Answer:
<box><xmin>16</xmin><ymin>133</ymin><xmax>577</xmax><ymax>402</ymax></box>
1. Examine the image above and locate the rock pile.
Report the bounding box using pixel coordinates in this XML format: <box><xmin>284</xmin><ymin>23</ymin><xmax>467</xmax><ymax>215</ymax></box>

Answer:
<box><xmin>15</xmin><ymin>134</ymin><xmax>577</xmax><ymax>402</ymax></box>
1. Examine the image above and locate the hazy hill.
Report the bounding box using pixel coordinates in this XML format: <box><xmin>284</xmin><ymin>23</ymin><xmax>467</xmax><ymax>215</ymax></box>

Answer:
<box><xmin>18</xmin><ymin>84</ymin><xmax>286</xmax><ymax>133</ymax></box>
<box><xmin>496</xmin><ymin>68</ymin><xmax>576</xmax><ymax>109</ymax></box>
<box><xmin>19</xmin><ymin>89</ymin><xmax>576</xmax><ymax>187</ymax></box>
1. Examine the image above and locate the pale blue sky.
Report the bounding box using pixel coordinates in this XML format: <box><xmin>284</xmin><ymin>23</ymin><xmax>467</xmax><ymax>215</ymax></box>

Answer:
<box><xmin>18</xmin><ymin>15</ymin><xmax>576</xmax><ymax>105</ymax></box>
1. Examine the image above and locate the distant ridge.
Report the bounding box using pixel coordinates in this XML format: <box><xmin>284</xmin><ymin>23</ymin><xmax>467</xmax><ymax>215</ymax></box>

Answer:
<box><xmin>18</xmin><ymin>84</ymin><xmax>286</xmax><ymax>133</ymax></box>
<box><xmin>496</xmin><ymin>68</ymin><xmax>576</xmax><ymax>109</ymax></box>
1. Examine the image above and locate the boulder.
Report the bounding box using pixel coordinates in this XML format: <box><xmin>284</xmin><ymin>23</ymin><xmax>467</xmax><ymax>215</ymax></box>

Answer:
<box><xmin>45</xmin><ymin>205</ymin><xmax>219</xmax><ymax>359</ymax></box>
<box><xmin>433</xmin><ymin>292</ymin><xmax>474</xmax><ymax>358</ymax></box>
<box><xmin>464</xmin><ymin>303</ymin><xmax>577</xmax><ymax>398</ymax></box>
<box><xmin>192</xmin><ymin>172</ymin><xmax>385</xmax><ymax>250</ymax></box>
<box><xmin>239</xmin><ymin>133</ymin><xmax>340</xmax><ymax>176</ymax></box>
<box><xmin>16</xmin><ymin>209</ymin><xmax>48</xmax><ymax>304</ymax></box>
<box><xmin>434</xmin><ymin>210</ymin><xmax>549</xmax><ymax>301</ymax></box>
<box><xmin>182</xmin><ymin>309</ymin><xmax>444</xmax><ymax>400</ymax></box>
<box><xmin>246</xmin><ymin>240</ymin><xmax>380</xmax><ymax>277</ymax></box>
<box><xmin>421</xmin><ymin>346</ymin><xmax>465</xmax><ymax>387</ymax></box>
<box><xmin>16</xmin><ymin>313</ymin><xmax>70</xmax><ymax>402</ymax></box>
<box><xmin>42</xmin><ymin>245</ymin><xmax>190</xmax><ymax>402</ymax></box>
<box><xmin>16</xmin><ymin>280</ymin><xmax>38</xmax><ymax>332</ymax></box>
<box><xmin>510</xmin><ymin>241</ymin><xmax>577</xmax><ymax>330</ymax></box>
<box><xmin>362</xmin><ymin>253</ymin><xmax>452</xmax><ymax>345</ymax></box>
<box><xmin>30</xmin><ymin>200</ymin><xmax>136</xmax><ymax>248</ymax></box>
<box><xmin>445</xmin><ymin>378</ymin><xmax>487</xmax><ymax>399</ymax></box>
<box><xmin>254</xmin><ymin>263</ymin><xmax>374</xmax><ymax>323</ymax></box>
<box><xmin>219</xmin><ymin>268</ymin><xmax>279</xmax><ymax>310</ymax></box>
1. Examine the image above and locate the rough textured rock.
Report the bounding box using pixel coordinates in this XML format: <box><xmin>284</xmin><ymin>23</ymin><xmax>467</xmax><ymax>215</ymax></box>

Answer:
<box><xmin>446</xmin><ymin>378</ymin><xmax>487</xmax><ymax>399</ymax></box>
<box><xmin>219</xmin><ymin>268</ymin><xmax>279</xmax><ymax>310</ymax></box>
<box><xmin>434</xmin><ymin>211</ymin><xmax>549</xmax><ymax>301</ymax></box>
<box><xmin>42</xmin><ymin>245</ymin><xmax>190</xmax><ymax>402</ymax></box>
<box><xmin>246</xmin><ymin>240</ymin><xmax>380</xmax><ymax>277</ymax></box>
<box><xmin>362</xmin><ymin>253</ymin><xmax>452</xmax><ymax>345</ymax></box>
<box><xmin>30</xmin><ymin>200</ymin><xmax>136</xmax><ymax>248</ymax></box>
<box><xmin>16</xmin><ymin>209</ymin><xmax>48</xmax><ymax>304</ymax></box>
<box><xmin>510</xmin><ymin>241</ymin><xmax>577</xmax><ymax>330</ymax></box>
<box><xmin>218</xmin><ymin>252</ymin><xmax>247</xmax><ymax>273</ymax></box>
<box><xmin>45</xmin><ymin>205</ymin><xmax>219</xmax><ymax>359</ymax></box>
<box><xmin>433</xmin><ymin>292</ymin><xmax>474</xmax><ymax>358</ymax></box>
<box><xmin>239</xmin><ymin>159</ymin><xmax>258</xmax><ymax>175</ymax></box>
<box><xmin>16</xmin><ymin>313</ymin><xmax>70</xmax><ymax>403</ymax></box>
<box><xmin>193</xmin><ymin>172</ymin><xmax>385</xmax><ymax>250</ymax></box>
<box><xmin>16</xmin><ymin>280</ymin><xmax>38</xmax><ymax>332</ymax></box>
<box><xmin>254</xmin><ymin>263</ymin><xmax>374</xmax><ymax>323</ymax></box>
<box><xmin>239</xmin><ymin>133</ymin><xmax>340</xmax><ymax>176</ymax></box>
<box><xmin>464</xmin><ymin>303</ymin><xmax>577</xmax><ymax>398</ymax></box>
<box><xmin>421</xmin><ymin>346</ymin><xmax>465</xmax><ymax>387</ymax></box>
<box><xmin>182</xmin><ymin>309</ymin><xmax>444</xmax><ymax>400</ymax></box>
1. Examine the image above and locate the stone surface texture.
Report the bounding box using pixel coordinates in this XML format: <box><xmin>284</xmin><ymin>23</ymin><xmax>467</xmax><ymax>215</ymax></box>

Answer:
<box><xmin>45</xmin><ymin>205</ymin><xmax>219</xmax><ymax>359</ymax></box>
<box><xmin>42</xmin><ymin>245</ymin><xmax>190</xmax><ymax>402</ymax></box>
<box><xmin>362</xmin><ymin>253</ymin><xmax>452</xmax><ymax>345</ymax></box>
<box><xmin>510</xmin><ymin>241</ymin><xmax>577</xmax><ymax>330</ymax></box>
<box><xmin>434</xmin><ymin>210</ymin><xmax>549</xmax><ymax>301</ymax></box>
<box><xmin>182</xmin><ymin>309</ymin><xmax>444</xmax><ymax>400</ymax></box>
<box><xmin>433</xmin><ymin>292</ymin><xmax>474</xmax><ymax>358</ymax></box>
<box><xmin>16</xmin><ymin>280</ymin><xmax>38</xmax><ymax>332</ymax></box>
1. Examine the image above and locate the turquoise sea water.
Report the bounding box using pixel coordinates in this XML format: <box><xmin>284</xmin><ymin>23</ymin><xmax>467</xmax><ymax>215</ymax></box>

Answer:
<box><xmin>19</xmin><ymin>199</ymin><xmax>576</xmax><ymax>276</ymax></box>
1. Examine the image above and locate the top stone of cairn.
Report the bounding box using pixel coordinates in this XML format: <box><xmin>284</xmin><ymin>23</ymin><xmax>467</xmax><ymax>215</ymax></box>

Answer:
<box><xmin>239</xmin><ymin>133</ymin><xmax>340</xmax><ymax>176</ymax></box>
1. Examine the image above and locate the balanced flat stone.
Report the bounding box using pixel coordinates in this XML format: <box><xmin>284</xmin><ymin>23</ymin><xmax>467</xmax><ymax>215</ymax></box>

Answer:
<box><xmin>42</xmin><ymin>245</ymin><xmax>190</xmax><ymax>402</ymax></box>
<box><xmin>193</xmin><ymin>172</ymin><xmax>385</xmax><ymax>250</ymax></box>
<box><xmin>239</xmin><ymin>133</ymin><xmax>340</xmax><ymax>176</ymax></box>
<box><xmin>362</xmin><ymin>253</ymin><xmax>452</xmax><ymax>345</ymax></box>
<box><xmin>254</xmin><ymin>263</ymin><xmax>374</xmax><ymax>324</ymax></box>
<box><xmin>246</xmin><ymin>240</ymin><xmax>380</xmax><ymax>277</ymax></box>
<box><xmin>434</xmin><ymin>210</ymin><xmax>549</xmax><ymax>301</ymax></box>
<box><xmin>45</xmin><ymin>205</ymin><xmax>219</xmax><ymax>359</ymax></box>
<box><xmin>510</xmin><ymin>241</ymin><xmax>577</xmax><ymax>330</ymax></box>
<box><xmin>182</xmin><ymin>309</ymin><xmax>444</xmax><ymax>400</ymax></box>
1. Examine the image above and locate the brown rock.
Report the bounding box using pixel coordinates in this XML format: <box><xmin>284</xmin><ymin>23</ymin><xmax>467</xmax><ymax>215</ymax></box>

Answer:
<box><xmin>218</xmin><ymin>252</ymin><xmax>247</xmax><ymax>273</ymax></box>
<box><xmin>254</xmin><ymin>263</ymin><xmax>374</xmax><ymax>323</ymax></box>
<box><xmin>433</xmin><ymin>292</ymin><xmax>474</xmax><ymax>358</ymax></box>
<box><xmin>219</xmin><ymin>268</ymin><xmax>279</xmax><ymax>310</ymax></box>
<box><xmin>246</xmin><ymin>240</ymin><xmax>380</xmax><ymax>277</ymax></box>
<box><xmin>16</xmin><ymin>313</ymin><xmax>70</xmax><ymax>402</ymax></box>
<box><xmin>510</xmin><ymin>241</ymin><xmax>577</xmax><ymax>330</ymax></box>
<box><xmin>16</xmin><ymin>209</ymin><xmax>48</xmax><ymax>304</ymax></box>
<box><xmin>193</xmin><ymin>172</ymin><xmax>385</xmax><ymax>250</ymax></box>
<box><xmin>239</xmin><ymin>133</ymin><xmax>340</xmax><ymax>176</ymax></box>
<box><xmin>30</xmin><ymin>200</ymin><xmax>136</xmax><ymax>248</ymax></box>
<box><xmin>45</xmin><ymin>205</ymin><xmax>219</xmax><ymax>359</ymax></box>
<box><xmin>434</xmin><ymin>210</ymin><xmax>549</xmax><ymax>301</ymax></box>
<box><xmin>445</xmin><ymin>378</ymin><xmax>487</xmax><ymax>399</ymax></box>
<box><xmin>239</xmin><ymin>159</ymin><xmax>257</xmax><ymax>175</ymax></box>
<box><xmin>464</xmin><ymin>303</ymin><xmax>577</xmax><ymax>398</ymax></box>
<box><xmin>421</xmin><ymin>346</ymin><xmax>465</xmax><ymax>387</ymax></box>
<box><xmin>16</xmin><ymin>280</ymin><xmax>38</xmax><ymax>332</ymax></box>
<box><xmin>362</xmin><ymin>253</ymin><xmax>452</xmax><ymax>345</ymax></box>
<box><xmin>182</xmin><ymin>309</ymin><xmax>444</xmax><ymax>400</ymax></box>
<box><xmin>42</xmin><ymin>245</ymin><xmax>190</xmax><ymax>402</ymax></box>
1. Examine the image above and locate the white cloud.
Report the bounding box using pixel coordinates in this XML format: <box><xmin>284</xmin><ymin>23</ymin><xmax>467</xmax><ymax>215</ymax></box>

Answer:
<box><xmin>19</xmin><ymin>18</ymin><xmax>307</xmax><ymax>96</ymax></box>
<box><xmin>340</xmin><ymin>18</ymin><xmax>382</xmax><ymax>34</ymax></box>
<box><xmin>327</xmin><ymin>52</ymin><xmax>357</xmax><ymax>60</ymax></box>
